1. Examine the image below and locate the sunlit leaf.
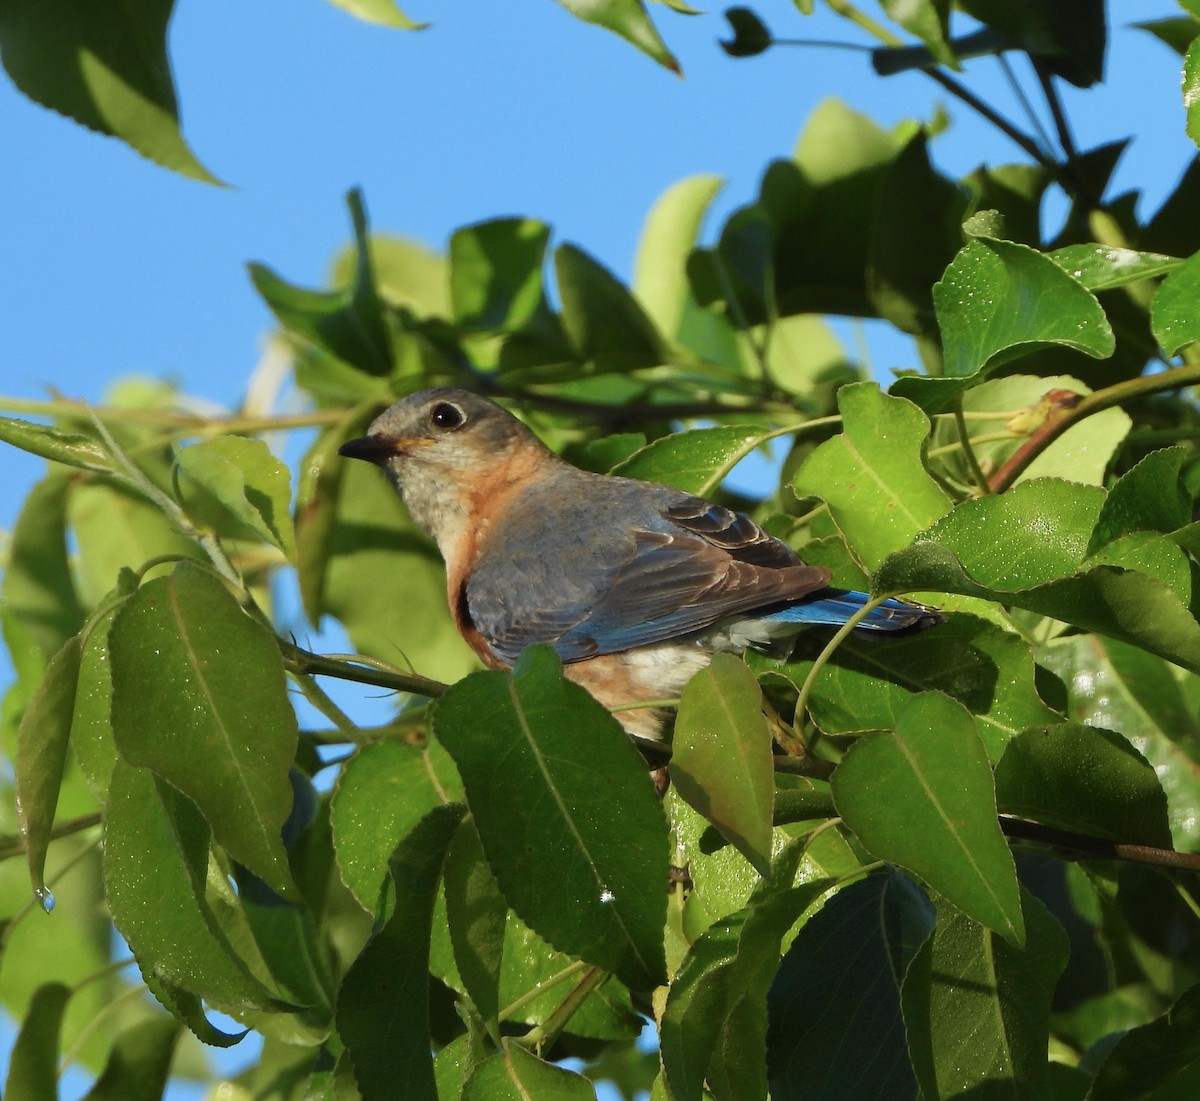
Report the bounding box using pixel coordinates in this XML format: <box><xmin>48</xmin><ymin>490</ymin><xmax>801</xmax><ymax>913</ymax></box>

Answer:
<box><xmin>901</xmin><ymin>890</ymin><xmax>1068</xmax><ymax>1098</ymax></box>
<box><xmin>613</xmin><ymin>424</ymin><xmax>774</xmax><ymax>496</ymax></box>
<box><xmin>16</xmin><ymin>634</ymin><xmax>81</xmax><ymax>905</ymax></box>
<box><xmin>833</xmin><ymin>693</ymin><xmax>1024</xmax><ymax>944</ymax></box>
<box><xmin>555</xmin><ymin>0</ymin><xmax>681</xmax><ymax>73</ymax></box>
<box><xmin>108</xmin><ymin>562</ymin><xmax>298</xmax><ymax>896</ymax></box>
<box><xmin>671</xmin><ymin>653</ymin><xmax>774</xmax><ymax>875</ymax></box>
<box><xmin>324</xmin><ymin>0</ymin><xmax>428</xmax><ymax>29</ymax></box>
<box><xmin>450</xmin><ymin>218</ymin><xmax>551</xmax><ymax>332</ymax></box>
<box><xmin>463</xmin><ymin>1041</ymin><xmax>599</xmax><ymax>1100</ymax></box>
<box><xmin>1048</xmin><ymin>243</ymin><xmax>1180</xmax><ymax>291</ymax></box>
<box><xmin>793</xmin><ymin>383</ymin><xmax>951</xmax><ymax>569</ymax></box>
<box><xmin>1151</xmin><ymin>248</ymin><xmax>1200</xmax><ymax>355</ymax></box>
<box><xmin>995</xmin><ymin>723</ymin><xmax>1172</xmax><ymax>848</ymax></box>
<box><xmin>175</xmin><ymin>436</ymin><xmax>295</xmax><ymax>560</ymax></box>
<box><xmin>0</xmin><ymin>0</ymin><xmax>220</xmax><ymax>182</ymax></box>
<box><xmin>433</xmin><ymin>646</ymin><xmax>668</xmax><ymax>990</ymax></box>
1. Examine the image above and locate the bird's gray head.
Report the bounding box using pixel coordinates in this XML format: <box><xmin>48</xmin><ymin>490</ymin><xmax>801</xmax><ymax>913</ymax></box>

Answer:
<box><xmin>337</xmin><ymin>388</ymin><xmax>551</xmax><ymax>545</ymax></box>
<box><xmin>338</xmin><ymin>388</ymin><xmax>544</xmax><ymax>476</ymax></box>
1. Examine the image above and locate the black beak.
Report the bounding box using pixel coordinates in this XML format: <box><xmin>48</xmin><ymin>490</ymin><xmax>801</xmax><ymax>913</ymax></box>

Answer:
<box><xmin>338</xmin><ymin>435</ymin><xmax>401</xmax><ymax>465</ymax></box>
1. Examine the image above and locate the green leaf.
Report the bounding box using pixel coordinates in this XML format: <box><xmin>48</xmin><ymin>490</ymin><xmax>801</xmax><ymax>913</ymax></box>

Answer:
<box><xmin>867</xmin><ymin>131</ymin><xmax>967</xmax><ymax>336</ymax></box>
<box><xmin>1086</xmin><ymin>980</ymin><xmax>1200</xmax><ymax>1100</ymax></box>
<box><xmin>720</xmin><ymin>8</ymin><xmax>772</xmax><ymax>57</ymax></box>
<box><xmin>751</xmin><ymin>613</ymin><xmax>1063</xmax><ymax>760</ymax></box>
<box><xmin>892</xmin><ymin>238</ymin><xmax>1115</xmax><ymax>413</ymax></box>
<box><xmin>1151</xmin><ymin>248</ymin><xmax>1200</xmax><ymax>355</ymax></box>
<box><xmin>82</xmin><ymin>1015</ymin><xmax>183</xmax><ymax>1101</ymax></box>
<box><xmin>67</xmin><ymin>478</ymin><xmax>200</xmax><ymax>609</ymax></box>
<box><xmin>832</xmin><ymin>692</ymin><xmax>1025</xmax><ymax>944</ymax></box>
<box><xmin>450</xmin><ymin>218</ymin><xmax>551</xmax><ymax>332</ymax></box>
<box><xmin>1136</xmin><ymin>17</ymin><xmax>1200</xmax><ymax>56</ymax></box>
<box><xmin>3</xmin><ymin>981</ymin><xmax>71</xmax><ymax>1101</ymax></box>
<box><xmin>0</xmin><ymin>417</ymin><xmax>112</xmax><ymax>474</ymax></box>
<box><xmin>555</xmin><ymin>0</ymin><xmax>680</xmax><ymax>74</ymax></box>
<box><xmin>1048</xmin><ymin>243</ymin><xmax>1181</xmax><ymax>291</ymax></box>
<box><xmin>338</xmin><ymin>803</ymin><xmax>466</xmax><ymax>1101</ymax></box>
<box><xmin>555</xmin><ymin>243</ymin><xmax>668</xmax><ymax>371</ymax></box>
<box><xmin>881</xmin><ymin>0</ymin><xmax>954</xmax><ymax>67</ymax></box>
<box><xmin>612</xmin><ymin>424</ymin><xmax>775</xmax><ymax>496</ymax></box>
<box><xmin>0</xmin><ymin>0</ymin><xmax>220</xmax><ymax>183</ymax></box>
<box><xmin>1090</xmin><ymin>447</ymin><xmax>1190</xmax><ymax>552</ymax></box>
<box><xmin>108</xmin><ymin>562</ymin><xmax>298</xmax><ymax>896</ymax></box>
<box><xmin>1</xmin><ymin>475</ymin><xmax>86</xmax><ymax>662</ymax></box>
<box><xmin>661</xmin><ymin>870</ymin><xmax>835</xmax><ymax>1101</ymax></box>
<box><xmin>634</xmin><ymin>174</ymin><xmax>724</xmax><ymax>338</ymax></box>
<box><xmin>463</xmin><ymin>1042</ymin><xmax>599</xmax><ymax>1100</ymax></box>
<box><xmin>901</xmin><ymin>890</ymin><xmax>1068</xmax><ymax>1099</ymax></box>
<box><xmin>671</xmin><ymin>653</ymin><xmax>774</xmax><ymax>876</ymax></box>
<box><xmin>175</xmin><ymin>436</ymin><xmax>295</xmax><ymax>560</ymax></box>
<box><xmin>1039</xmin><ymin>636</ymin><xmax>1200</xmax><ymax>851</ymax></box>
<box><xmin>766</xmin><ymin>873</ymin><xmax>928</xmax><ymax>1100</ymax></box>
<box><xmin>16</xmin><ymin>634</ymin><xmax>82</xmax><ymax>906</ymax></box>
<box><xmin>249</xmin><ymin>189</ymin><xmax>393</xmax><ymax>376</ymax></box>
<box><xmin>444</xmin><ymin>817</ymin><xmax>508</xmax><ymax>1027</ymax></box>
<box><xmin>331</xmin><ymin>738</ymin><xmax>463</xmax><ymax>913</ymax></box>
<box><xmin>71</xmin><ymin>607</ymin><xmax>121</xmax><ymax>799</ymax></box>
<box><xmin>104</xmin><ymin>762</ymin><xmax>282</xmax><ymax>1012</ymax></box>
<box><xmin>324</xmin><ymin>0</ymin><xmax>428</xmax><ymax>29</ymax></box>
<box><xmin>1187</xmin><ymin>38</ymin><xmax>1200</xmax><ymax>151</ymax></box>
<box><xmin>875</xmin><ymin>481</ymin><xmax>1200</xmax><ymax>677</ymax></box>
<box><xmin>433</xmin><ymin>646</ymin><xmax>668</xmax><ymax>990</ymax></box>
<box><xmin>793</xmin><ymin>383</ymin><xmax>951</xmax><ymax>569</ymax></box>
<box><xmin>995</xmin><ymin>723</ymin><xmax>1172</xmax><ymax>848</ymax></box>
<box><xmin>944</xmin><ymin>374</ymin><xmax>1130</xmax><ymax>490</ymax></box>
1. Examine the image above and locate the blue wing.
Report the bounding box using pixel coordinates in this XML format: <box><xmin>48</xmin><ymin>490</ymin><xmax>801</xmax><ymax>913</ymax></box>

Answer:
<box><xmin>463</xmin><ymin>476</ymin><xmax>830</xmax><ymax>664</ymax></box>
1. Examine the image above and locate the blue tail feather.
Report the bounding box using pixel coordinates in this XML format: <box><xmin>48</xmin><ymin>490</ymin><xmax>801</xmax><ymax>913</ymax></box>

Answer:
<box><xmin>764</xmin><ymin>590</ymin><xmax>941</xmax><ymax>633</ymax></box>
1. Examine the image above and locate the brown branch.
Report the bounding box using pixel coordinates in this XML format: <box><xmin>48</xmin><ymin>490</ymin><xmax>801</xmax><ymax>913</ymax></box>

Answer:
<box><xmin>280</xmin><ymin>641</ymin><xmax>448</xmax><ymax>698</ymax></box>
<box><xmin>989</xmin><ymin>364</ymin><xmax>1200</xmax><ymax>493</ymax></box>
<box><xmin>1000</xmin><ymin>816</ymin><xmax>1200</xmax><ymax>873</ymax></box>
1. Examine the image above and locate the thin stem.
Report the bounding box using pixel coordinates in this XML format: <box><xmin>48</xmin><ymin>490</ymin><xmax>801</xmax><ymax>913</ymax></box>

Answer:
<box><xmin>926</xmin><ymin>430</ymin><xmax>1018</xmax><ymax>460</ymax></box>
<box><xmin>1174</xmin><ymin>880</ymin><xmax>1200</xmax><ymax>928</ymax></box>
<box><xmin>280</xmin><ymin>640</ymin><xmax>449</xmax><ymax>698</ymax></box>
<box><xmin>518</xmin><ymin>965</ymin><xmax>608</xmax><ymax>1053</ymax></box>
<box><xmin>998</xmin><ymin>53</ymin><xmax>1054</xmax><ymax>156</ymax></box>
<box><xmin>290</xmin><ymin>672</ymin><xmax>358</xmax><ymax>735</ymax></box>
<box><xmin>794</xmin><ymin>596</ymin><xmax>885</xmax><ymax>727</ymax></box>
<box><xmin>499</xmin><ymin>960</ymin><xmax>589</xmax><ymax>1023</ymax></box>
<box><xmin>1035</xmin><ymin>66</ymin><xmax>1078</xmax><ymax>161</ymax></box>
<box><xmin>0</xmin><ymin>395</ymin><xmax>347</xmax><ymax>433</ymax></box>
<box><xmin>953</xmin><ymin>400</ymin><xmax>993</xmax><ymax>495</ymax></box>
<box><xmin>0</xmin><ymin>837</ymin><xmax>101</xmax><ymax>952</ymax></box>
<box><xmin>1000</xmin><ymin>817</ymin><xmax>1200</xmax><ymax>873</ymax></box>
<box><xmin>824</xmin><ymin>0</ymin><xmax>903</xmax><ymax>47</ymax></box>
<box><xmin>0</xmin><ymin>812</ymin><xmax>103</xmax><ymax>862</ymax></box>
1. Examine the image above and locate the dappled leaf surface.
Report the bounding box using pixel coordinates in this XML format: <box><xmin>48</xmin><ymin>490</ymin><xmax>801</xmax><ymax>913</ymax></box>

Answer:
<box><xmin>793</xmin><ymin>383</ymin><xmax>950</xmax><ymax>569</ymax></box>
<box><xmin>832</xmin><ymin>693</ymin><xmax>1024</xmax><ymax>944</ymax></box>
<box><xmin>671</xmin><ymin>653</ymin><xmax>774</xmax><ymax>875</ymax></box>
<box><xmin>613</xmin><ymin>424</ymin><xmax>775</xmax><ymax>496</ymax></box>
<box><xmin>434</xmin><ymin>646</ymin><xmax>668</xmax><ymax>990</ymax></box>
<box><xmin>338</xmin><ymin>803</ymin><xmax>464</xmax><ymax>1101</ymax></box>
<box><xmin>104</xmin><ymin>762</ymin><xmax>281</xmax><ymax>1012</ymax></box>
<box><xmin>901</xmin><ymin>890</ymin><xmax>1068</xmax><ymax>1099</ymax></box>
<box><xmin>767</xmin><ymin>874</ymin><xmax>927</xmax><ymax>1100</ymax></box>
<box><xmin>893</xmin><ymin>237</ymin><xmax>1114</xmax><ymax>412</ymax></box>
<box><xmin>995</xmin><ymin>723</ymin><xmax>1172</xmax><ymax>847</ymax></box>
<box><xmin>108</xmin><ymin>562</ymin><xmax>298</xmax><ymax>896</ymax></box>
<box><xmin>330</xmin><ymin>737</ymin><xmax>463</xmax><ymax>913</ymax></box>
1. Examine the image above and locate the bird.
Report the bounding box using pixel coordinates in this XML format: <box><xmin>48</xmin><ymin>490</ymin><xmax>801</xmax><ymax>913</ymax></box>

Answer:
<box><xmin>338</xmin><ymin>388</ymin><xmax>939</xmax><ymax>738</ymax></box>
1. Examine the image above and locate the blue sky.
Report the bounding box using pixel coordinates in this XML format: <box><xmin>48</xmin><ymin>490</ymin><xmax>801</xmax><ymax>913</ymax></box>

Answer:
<box><xmin>0</xmin><ymin>0</ymin><xmax>1191</xmax><ymax>1095</ymax></box>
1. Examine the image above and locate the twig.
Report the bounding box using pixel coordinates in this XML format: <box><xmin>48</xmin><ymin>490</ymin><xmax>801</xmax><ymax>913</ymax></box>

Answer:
<box><xmin>1000</xmin><ymin>817</ymin><xmax>1200</xmax><ymax>873</ymax></box>
<box><xmin>279</xmin><ymin>640</ymin><xmax>448</xmax><ymax>698</ymax></box>
<box><xmin>989</xmin><ymin>363</ymin><xmax>1200</xmax><ymax>492</ymax></box>
<box><xmin>0</xmin><ymin>812</ymin><xmax>103</xmax><ymax>862</ymax></box>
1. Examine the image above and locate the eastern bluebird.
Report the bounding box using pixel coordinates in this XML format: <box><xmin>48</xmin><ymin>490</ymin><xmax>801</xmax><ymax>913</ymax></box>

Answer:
<box><xmin>338</xmin><ymin>388</ymin><xmax>939</xmax><ymax>737</ymax></box>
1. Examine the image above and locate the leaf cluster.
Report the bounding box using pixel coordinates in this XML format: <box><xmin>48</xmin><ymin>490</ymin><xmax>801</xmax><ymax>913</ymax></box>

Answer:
<box><xmin>7</xmin><ymin>2</ymin><xmax>1200</xmax><ymax>1100</ymax></box>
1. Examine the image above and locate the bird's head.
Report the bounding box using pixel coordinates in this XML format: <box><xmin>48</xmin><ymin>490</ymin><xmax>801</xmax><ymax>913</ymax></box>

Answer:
<box><xmin>338</xmin><ymin>388</ymin><xmax>551</xmax><ymax>545</ymax></box>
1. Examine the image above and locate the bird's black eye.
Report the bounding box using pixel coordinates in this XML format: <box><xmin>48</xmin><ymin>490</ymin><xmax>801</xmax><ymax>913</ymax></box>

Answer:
<box><xmin>429</xmin><ymin>402</ymin><xmax>466</xmax><ymax>431</ymax></box>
